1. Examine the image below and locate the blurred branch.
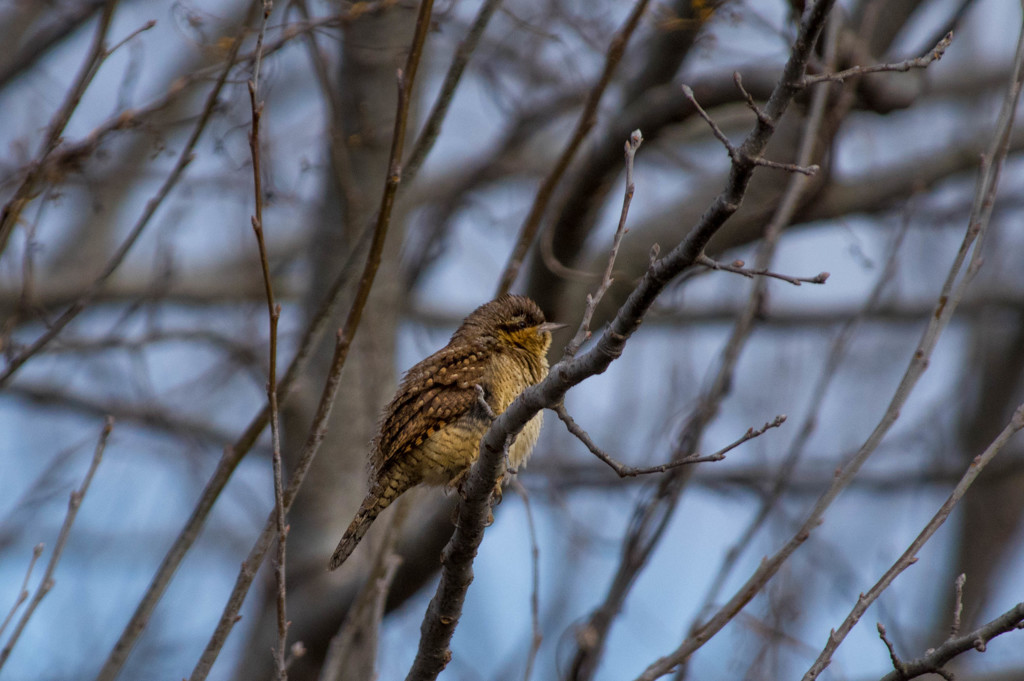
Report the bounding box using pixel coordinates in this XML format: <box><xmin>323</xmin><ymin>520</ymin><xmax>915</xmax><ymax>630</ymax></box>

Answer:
<box><xmin>8</xmin><ymin>384</ymin><xmax>236</xmax><ymax>446</ymax></box>
<box><xmin>692</xmin><ymin>212</ymin><xmax>911</xmax><ymax>627</ymax></box>
<box><xmin>0</xmin><ymin>417</ymin><xmax>111</xmax><ymax>672</ymax></box>
<box><xmin>92</xmin><ymin>4</ymin><xmax>272</xmax><ymax>678</ymax></box>
<box><xmin>0</xmin><ymin>0</ymin><xmax>119</xmax><ymax>257</ymax></box>
<box><xmin>403</xmin><ymin>0</ymin><xmax>505</xmax><ymax>183</ymax></box>
<box><xmin>186</xmin><ymin>0</ymin><xmax>434</xmax><ymax>676</ymax></box>
<box><xmin>0</xmin><ymin>544</ymin><xmax>43</xmax><ymax>640</ymax></box>
<box><xmin>495</xmin><ymin>0</ymin><xmax>652</xmax><ymax>296</ymax></box>
<box><xmin>0</xmin><ymin>0</ymin><xmax>109</xmax><ymax>89</ymax></box>
<box><xmin>509</xmin><ymin>479</ymin><xmax>542</xmax><ymax>681</ymax></box>
<box><xmin>246</xmin><ymin>2</ymin><xmax>289</xmax><ymax>677</ymax></box>
<box><xmin>319</xmin><ymin>500</ymin><xmax>406</xmax><ymax>681</ymax></box>
<box><xmin>580</xmin><ymin>12</ymin><xmax>842</xmax><ymax>681</ymax></box>
<box><xmin>801</xmin><ymin>31</ymin><xmax>952</xmax><ymax>86</ymax></box>
<box><xmin>412</xmin><ymin>291</ymin><xmax>1024</xmax><ymax>330</ymax></box>
<box><xmin>0</xmin><ymin>6</ymin><xmax>232</xmax><ymax>388</ymax></box>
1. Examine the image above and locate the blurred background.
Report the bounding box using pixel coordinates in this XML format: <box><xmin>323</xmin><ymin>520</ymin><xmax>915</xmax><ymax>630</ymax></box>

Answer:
<box><xmin>1</xmin><ymin>0</ymin><xmax>1023</xmax><ymax>680</ymax></box>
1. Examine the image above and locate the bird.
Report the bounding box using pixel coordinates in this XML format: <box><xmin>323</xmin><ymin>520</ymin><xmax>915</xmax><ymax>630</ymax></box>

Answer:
<box><xmin>328</xmin><ymin>294</ymin><xmax>562</xmax><ymax>571</ymax></box>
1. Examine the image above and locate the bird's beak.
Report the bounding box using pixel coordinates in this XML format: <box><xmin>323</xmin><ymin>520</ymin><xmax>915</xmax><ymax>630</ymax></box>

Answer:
<box><xmin>537</xmin><ymin>322</ymin><xmax>566</xmax><ymax>334</ymax></box>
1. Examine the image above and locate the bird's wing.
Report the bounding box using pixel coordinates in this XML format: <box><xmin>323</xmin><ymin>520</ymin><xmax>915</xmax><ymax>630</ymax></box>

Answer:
<box><xmin>372</xmin><ymin>341</ymin><xmax>491</xmax><ymax>475</ymax></box>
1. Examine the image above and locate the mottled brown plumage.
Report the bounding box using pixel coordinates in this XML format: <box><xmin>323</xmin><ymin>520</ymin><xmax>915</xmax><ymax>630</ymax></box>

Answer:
<box><xmin>329</xmin><ymin>294</ymin><xmax>559</xmax><ymax>570</ymax></box>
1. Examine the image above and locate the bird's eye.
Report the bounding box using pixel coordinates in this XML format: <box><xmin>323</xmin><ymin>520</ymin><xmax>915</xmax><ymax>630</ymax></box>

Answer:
<box><xmin>504</xmin><ymin>315</ymin><xmax>528</xmax><ymax>332</ymax></box>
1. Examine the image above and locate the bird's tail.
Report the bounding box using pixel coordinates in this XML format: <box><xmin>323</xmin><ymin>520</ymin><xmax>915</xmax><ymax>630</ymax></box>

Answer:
<box><xmin>328</xmin><ymin>474</ymin><xmax>407</xmax><ymax>570</ymax></box>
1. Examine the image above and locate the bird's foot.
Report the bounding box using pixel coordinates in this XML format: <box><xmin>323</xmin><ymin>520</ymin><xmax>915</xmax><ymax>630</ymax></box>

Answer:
<box><xmin>474</xmin><ymin>384</ymin><xmax>496</xmax><ymax>422</ymax></box>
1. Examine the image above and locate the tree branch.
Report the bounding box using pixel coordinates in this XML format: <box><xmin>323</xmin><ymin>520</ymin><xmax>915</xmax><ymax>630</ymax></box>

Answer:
<box><xmin>495</xmin><ymin>0</ymin><xmax>652</xmax><ymax>296</ymax></box>
<box><xmin>406</xmin><ymin>2</ymin><xmax>838</xmax><ymax>678</ymax></box>
<box><xmin>0</xmin><ymin>417</ymin><xmax>112</xmax><ymax>672</ymax></box>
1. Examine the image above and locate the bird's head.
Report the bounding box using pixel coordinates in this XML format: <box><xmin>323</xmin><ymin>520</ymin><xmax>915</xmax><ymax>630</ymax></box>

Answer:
<box><xmin>455</xmin><ymin>294</ymin><xmax>564</xmax><ymax>356</ymax></box>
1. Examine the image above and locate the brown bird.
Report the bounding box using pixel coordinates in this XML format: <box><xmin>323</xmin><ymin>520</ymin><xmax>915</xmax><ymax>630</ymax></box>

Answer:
<box><xmin>329</xmin><ymin>294</ymin><xmax>561</xmax><ymax>570</ymax></box>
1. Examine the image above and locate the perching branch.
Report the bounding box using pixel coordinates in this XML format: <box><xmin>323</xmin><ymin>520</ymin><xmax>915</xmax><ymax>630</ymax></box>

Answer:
<box><xmin>407</xmin><ymin>2</ymin><xmax>838</xmax><ymax>678</ymax></box>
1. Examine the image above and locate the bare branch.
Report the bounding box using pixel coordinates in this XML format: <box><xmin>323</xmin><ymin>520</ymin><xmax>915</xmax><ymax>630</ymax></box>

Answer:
<box><xmin>556</xmin><ymin>403</ymin><xmax>785</xmax><ymax>477</ymax></box>
<box><xmin>876</xmin><ymin>623</ymin><xmax>906</xmax><ymax>678</ymax></box>
<box><xmin>509</xmin><ymin>480</ymin><xmax>542</xmax><ymax>681</ymax></box>
<box><xmin>681</xmin><ymin>84</ymin><xmax>819</xmax><ymax>176</ymax></box>
<box><xmin>0</xmin><ymin>544</ymin><xmax>43</xmax><ymax>641</ymax></box>
<box><xmin>643</xmin><ymin>17</ymin><xmax>1024</xmax><ymax>681</ymax></box>
<box><xmin>495</xmin><ymin>0</ymin><xmax>652</xmax><ymax>296</ymax></box>
<box><xmin>950</xmin><ymin>573</ymin><xmax>967</xmax><ymax>641</ymax></box>
<box><xmin>801</xmin><ymin>31</ymin><xmax>953</xmax><ymax>86</ymax></box>
<box><xmin>802</xmin><ymin>405</ymin><xmax>1024</xmax><ymax>680</ymax></box>
<box><xmin>0</xmin><ymin>0</ymin><xmax>118</xmax><ymax>258</ymax></box>
<box><xmin>187</xmin><ymin>1</ymin><xmax>436</xmax><ymax>676</ymax></box>
<box><xmin>0</xmin><ymin>417</ymin><xmax>112</xmax><ymax>672</ymax></box>
<box><xmin>697</xmin><ymin>254</ymin><xmax>830</xmax><ymax>286</ymax></box>
<box><xmin>403</xmin><ymin>0</ymin><xmax>505</xmax><ymax>184</ymax></box>
<box><xmin>877</xmin><ymin>601</ymin><xmax>1024</xmax><ymax>681</ymax></box>
<box><xmin>247</xmin><ymin>2</ymin><xmax>288</xmax><ymax>677</ymax></box>
<box><xmin>565</xmin><ymin>129</ymin><xmax>643</xmax><ymax>357</ymax></box>
<box><xmin>0</xmin><ymin>6</ymin><xmax>244</xmax><ymax>389</ymax></box>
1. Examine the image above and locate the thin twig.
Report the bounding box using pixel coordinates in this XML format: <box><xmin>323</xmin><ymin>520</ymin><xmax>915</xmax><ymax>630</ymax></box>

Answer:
<box><xmin>804</xmin><ymin>405</ymin><xmax>1024</xmax><ymax>680</ymax></box>
<box><xmin>696</xmin><ymin>254</ymin><xmax>829</xmax><ymax>286</ymax></box>
<box><xmin>247</xmin><ymin>1</ymin><xmax>288</xmax><ymax>678</ymax></box>
<box><xmin>690</xmin><ymin>208</ymin><xmax>912</xmax><ymax>639</ymax></box>
<box><xmin>291</xmin><ymin>0</ymin><xmax>360</xmax><ymax>230</ymax></box>
<box><xmin>801</xmin><ymin>31</ymin><xmax>953</xmax><ymax>86</ymax></box>
<box><xmin>877</xmin><ymin>601</ymin><xmax>1024</xmax><ymax>681</ymax></box>
<box><xmin>0</xmin><ymin>418</ymin><xmax>112</xmax><ymax>672</ymax></box>
<box><xmin>565</xmin><ymin>130</ymin><xmax>643</xmax><ymax>358</ymax></box>
<box><xmin>682</xmin><ymin>84</ymin><xmax>820</xmax><ymax>176</ymax></box>
<box><xmin>403</xmin><ymin>0</ymin><xmax>505</xmax><ymax>184</ymax></box>
<box><xmin>186</xmin><ymin>2</ymin><xmax>435</xmax><ymax>677</ymax></box>
<box><xmin>495</xmin><ymin>0</ymin><xmax>652</xmax><ymax>296</ymax></box>
<box><xmin>0</xmin><ymin>544</ymin><xmax>44</xmax><ymax>641</ymax></box>
<box><xmin>0</xmin><ymin>0</ymin><xmax>119</xmax><ymax>258</ymax></box>
<box><xmin>876</xmin><ymin>623</ymin><xmax>906</xmax><ymax>677</ymax></box>
<box><xmin>92</xmin><ymin>161</ymin><xmax>375</xmax><ymax>681</ymax></box>
<box><xmin>949</xmin><ymin>573</ymin><xmax>967</xmax><ymax>641</ymax></box>
<box><xmin>510</xmin><ymin>480</ymin><xmax>542</xmax><ymax>681</ymax></box>
<box><xmin>556</xmin><ymin>404</ymin><xmax>785</xmax><ymax>477</ymax></box>
<box><xmin>587</xmin><ymin>13</ymin><xmax>843</xmax><ymax>680</ymax></box>
<box><xmin>0</xmin><ymin>7</ymin><xmax>243</xmax><ymax>389</ymax></box>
